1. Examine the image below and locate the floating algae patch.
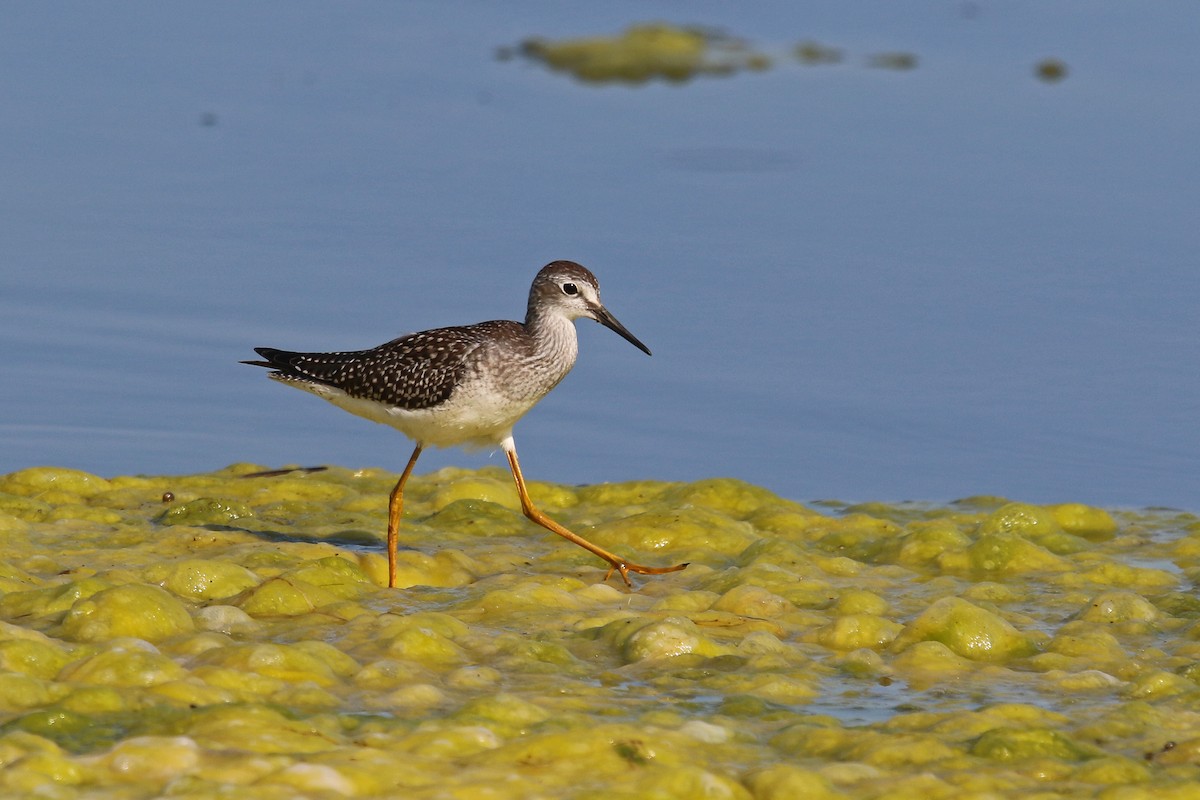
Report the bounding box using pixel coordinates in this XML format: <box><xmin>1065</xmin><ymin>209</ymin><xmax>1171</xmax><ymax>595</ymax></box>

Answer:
<box><xmin>794</xmin><ymin>40</ymin><xmax>844</xmax><ymax>65</ymax></box>
<box><xmin>507</xmin><ymin>25</ymin><xmax>1073</xmax><ymax>91</ymax></box>
<box><xmin>1036</xmin><ymin>58</ymin><xmax>1070</xmax><ymax>83</ymax></box>
<box><xmin>1</xmin><ymin>464</ymin><xmax>1200</xmax><ymax>798</ymax></box>
<box><xmin>513</xmin><ymin>23</ymin><xmax>772</xmax><ymax>85</ymax></box>
<box><xmin>506</xmin><ymin>25</ymin><xmax>929</xmax><ymax>88</ymax></box>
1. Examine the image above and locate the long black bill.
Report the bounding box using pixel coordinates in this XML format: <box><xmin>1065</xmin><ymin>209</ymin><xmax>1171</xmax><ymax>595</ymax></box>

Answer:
<box><xmin>593</xmin><ymin>304</ymin><xmax>652</xmax><ymax>356</ymax></box>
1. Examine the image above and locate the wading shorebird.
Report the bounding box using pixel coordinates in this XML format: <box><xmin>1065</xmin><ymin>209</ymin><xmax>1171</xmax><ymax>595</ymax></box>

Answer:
<box><xmin>243</xmin><ymin>260</ymin><xmax>688</xmax><ymax>588</ymax></box>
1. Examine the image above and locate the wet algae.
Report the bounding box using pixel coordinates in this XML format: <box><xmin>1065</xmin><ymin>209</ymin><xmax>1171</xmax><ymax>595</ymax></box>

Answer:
<box><xmin>1</xmin><ymin>464</ymin><xmax>1199</xmax><ymax>798</ymax></box>
<box><xmin>515</xmin><ymin>24</ymin><xmax>773</xmax><ymax>84</ymax></box>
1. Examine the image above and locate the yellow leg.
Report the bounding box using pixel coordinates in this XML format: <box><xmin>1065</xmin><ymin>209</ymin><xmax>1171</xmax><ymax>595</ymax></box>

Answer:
<box><xmin>387</xmin><ymin>444</ymin><xmax>423</xmax><ymax>588</ymax></box>
<box><xmin>504</xmin><ymin>446</ymin><xmax>688</xmax><ymax>587</ymax></box>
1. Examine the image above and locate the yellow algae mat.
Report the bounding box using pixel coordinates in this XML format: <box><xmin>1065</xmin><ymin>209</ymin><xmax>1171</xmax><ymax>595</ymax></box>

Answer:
<box><xmin>1</xmin><ymin>464</ymin><xmax>1199</xmax><ymax>799</ymax></box>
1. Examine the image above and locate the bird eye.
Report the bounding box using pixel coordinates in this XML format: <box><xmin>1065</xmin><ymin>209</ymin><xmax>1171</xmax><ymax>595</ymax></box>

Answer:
<box><xmin>561</xmin><ymin>283</ymin><xmax>578</xmax><ymax>296</ymax></box>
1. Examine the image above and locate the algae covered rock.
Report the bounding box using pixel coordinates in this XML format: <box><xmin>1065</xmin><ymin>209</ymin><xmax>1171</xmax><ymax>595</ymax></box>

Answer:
<box><xmin>0</xmin><ymin>494</ymin><xmax>52</xmax><ymax>523</ymax></box>
<box><xmin>236</xmin><ymin>577</ymin><xmax>340</xmax><ymax>617</ymax></box>
<box><xmin>711</xmin><ymin>583</ymin><xmax>793</xmax><ymax>618</ymax></box>
<box><xmin>153</xmin><ymin>559</ymin><xmax>261</xmax><ymax>601</ymax></box>
<box><xmin>744</xmin><ymin>763</ymin><xmax>845</xmax><ymax>800</ymax></box>
<box><xmin>811</xmin><ymin>613</ymin><xmax>904</xmax><ymax>651</ymax></box>
<box><xmin>971</xmin><ymin>726</ymin><xmax>1099</xmax><ymax>762</ymax></box>
<box><xmin>193</xmin><ymin>641</ymin><xmax>358</xmax><ymax>687</ymax></box>
<box><xmin>157</xmin><ymin>497</ymin><xmax>253</xmax><ymax>527</ymax></box>
<box><xmin>977</xmin><ymin>502</ymin><xmax>1091</xmax><ymax>555</ymax></box>
<box><xmin>967</xmin><ymin>530</ymin><xmax>1070</xmax><ymax>573</ymax></box>
<box><xmin>58</xmin><ymin>643</ymin><xmax>189</xmax><ymax>688</ymax></box>
<box><xmin>1048</xmin><ymin>503</ymin><xmax>1117</xmax><ymax>540</ymax></box>
<box><xmin>0</xmin><ymin>628</ymin><xmax>73</xmax><ymax>680</ymax></box>
<box><xmin>0</xmin><ymin>467</ymin><xmax>111</xmax><ymax>500</ymax></box>
<box><xmin>60</xmin><ymin>584</ymin><xmax>194</xmax><ymax>642</ymax></box>
<box><xmin>588</xmin><ymin>506</ymin><xmax>758</xmax><ymax>558</ymax></box>
<box><xmin>1077</xmin><ymin>591</ymin><xmax>1161</xmax><ymax>624</ymax></box>
<box><xmin>598</xmin><ymin>615</ymin><xmax>733</xmax><ymax>663</ymax></box>
<box><xmin>897</xmin><ymin>597</ymin><xmax>1038</xmax><ymax>661</ymax></box>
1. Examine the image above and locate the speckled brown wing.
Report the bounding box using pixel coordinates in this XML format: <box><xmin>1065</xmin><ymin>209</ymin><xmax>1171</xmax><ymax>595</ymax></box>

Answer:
<box><xmin>245</xmin><ymin>322</ymin><xmax>521</xmax><ymax>410</ymax></box>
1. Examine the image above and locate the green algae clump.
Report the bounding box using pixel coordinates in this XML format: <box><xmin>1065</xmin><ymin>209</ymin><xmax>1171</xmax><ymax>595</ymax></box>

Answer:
<box><xmin>1035</xmin><ymin>58</ymin><xmax>1069</xmax><ymax>83</ymax></box>
<box><xmin>745</xmin><ymin>763</ymin><xmax>844</xmax><ymax>800</ymax></box>
<box><xmin>518</xmin><ymin>24</ymin><xmax>771</xmax><ymax>85</ymax></box>
<box><xmin>898</xmin><ymin>597</ymin><xmax>1038</xmax><ymax>661</ymax></box>
<box><xmin>157</xmin><ymin>497</ymin><xmax>254</xmax><ymax>527</ymax></box>
<box><xmin>0</xmin><ymin>467</ymin><xmax>111</xmax><ymax>501</ymax></box>
<box><xmin>236</xmin><ymin>576</ymin><xmax>341</xmax><ymax>617</ymax></box>
<box><xmin>972</xmin><ymin>727</ymin><xmax>1099</xmax><ymax>762</ymax></box>
<box><xmin>590</xmin><ymin>614</ymin><xmax>732</xmax><ymax>664</ymax></box>
<box><xmin>58</xmin><ymin>644</ymin><xmax>188</xmax><ymax>688</ymax></box>
<box><xmin>152</xmin><ymin>559</ymin><xmax>261</xmax><ymax>601</ymax></box>
<box><xmin>1077</xmin><ymin>591</ymin><xmax>1161</xmax><ymax>625</ymax></box>
<box><xmin>810</xmin><ymin>613</ymin><xmax>904</xmax><ymax>651</ymax></box>
<box><xmin>0</xmin><ymin>637</ymin><xmax>72</xmax><ymax>681</ymax></box>
<box><xmin>193</xmin><ymin>641</ymin><xmax>358</xmax><ymax>687</ymax></box>
<box><xmin>60</xmin><ymin>584</ymin><xmax>194</xmax><ymax>643</ymax></box>
<box><xmin>1048</xmin><ymin>502</ymin><xmax>1117</xmax><ymax>539</ymax></box>
<box><xmin>967</xmin><ymin>531</ymin><xmax>1070</xmax><ymax>573</ymax></box>
<box><xmin>794</xmin><ymin>41</ymin><xmax>844</xmax><ymax>66</ymax></box>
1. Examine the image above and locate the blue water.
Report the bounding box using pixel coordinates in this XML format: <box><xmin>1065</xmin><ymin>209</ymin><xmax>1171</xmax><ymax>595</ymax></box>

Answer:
<box><xmin>2</xmin><ymin>2</ymin><xmax>1197</xmax><ymax>510</ymax></box>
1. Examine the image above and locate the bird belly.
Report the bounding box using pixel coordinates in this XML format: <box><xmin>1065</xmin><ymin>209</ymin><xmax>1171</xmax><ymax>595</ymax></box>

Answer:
<box><xmin>279</xmin><ymin>376</ymin><xmax>535</xmax><ymax>450</ymax></box>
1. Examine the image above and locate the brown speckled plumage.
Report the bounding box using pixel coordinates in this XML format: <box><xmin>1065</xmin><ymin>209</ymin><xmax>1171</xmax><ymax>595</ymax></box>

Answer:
<box><xmin>247</xmin><ymin>320</ymin><xmax>521</xmax><ymax>411</ymax></box>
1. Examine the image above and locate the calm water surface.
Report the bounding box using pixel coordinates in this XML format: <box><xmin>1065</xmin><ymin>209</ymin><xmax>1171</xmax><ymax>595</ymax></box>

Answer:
<box><xmin>2</xmin><ymin>2</ymin><xmax>1197</xmax><ymax>510</ymax></box>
